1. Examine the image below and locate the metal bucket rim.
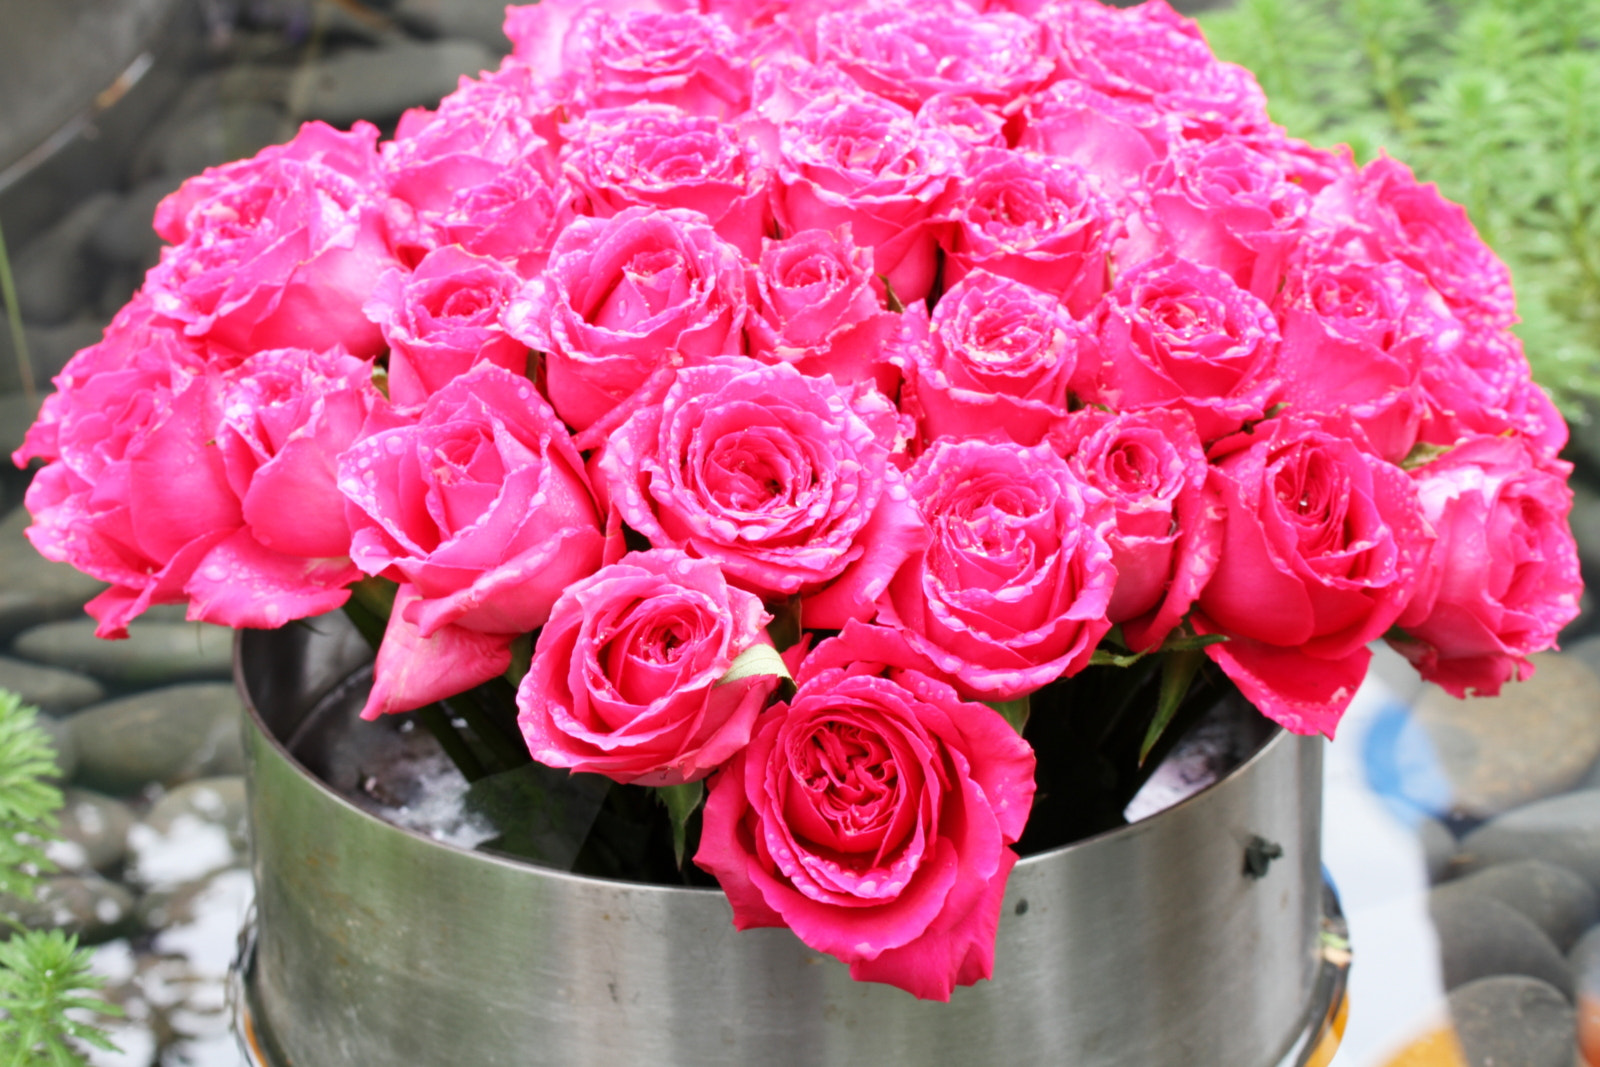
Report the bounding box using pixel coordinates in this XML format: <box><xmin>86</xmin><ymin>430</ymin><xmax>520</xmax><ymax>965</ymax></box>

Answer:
<box><xmin>234</xmin><ymin>628</ymin><xmax>1287</xmax><ymax>897</ymax></box>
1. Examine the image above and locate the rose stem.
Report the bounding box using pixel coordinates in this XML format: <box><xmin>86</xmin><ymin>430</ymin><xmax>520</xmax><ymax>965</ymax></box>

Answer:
<box><xmin>0</xmin><ymin>219</ymin><xmax>36</xmax><ymax>411</ymax></box>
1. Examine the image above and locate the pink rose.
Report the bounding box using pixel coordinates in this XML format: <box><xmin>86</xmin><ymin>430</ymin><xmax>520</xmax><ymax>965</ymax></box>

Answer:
<box><xmin>517</xmin><ymin>549</ymin><xmax>779</xmax><ymax>785</ymax></box>
<box><xmin>919</xmin><ymin>93</ymin><xmax>1011</xmax><ymax>156</ymax></box>
<box><xmin>901</xmin><ymin>270</ymin><xmax>1089</xmax><ymax>447</ymax></box>
<box><xmin>746</xmin><ymin>226</ymin><xmax>898</xmax><ymax>386</ymax></box>
<box><xmin>879</xmin><ymin>438</ymin><xmax>1117</xmax><ymax>701</ymax></box>
<box><xmin>147</xmin><ymin>122</ymin><xmax>399</xmax><ymax>357</ymax></box>
<box><xmin>1194</xmin><ymin>415</ymin><xmax>1431</xmax><ymax>736</ymax></box>
<box><xmin>772</xmin><ymin>91</ymin><xmax>962</xmax><ymax>304</ymax></box>
<box><xmin>363</xmin><ymin>246</ymin><xmax>529</xmax><ymax>407</ymax></box>
<box><xmin>503</xmin><ymin>0</ymin><xmax>693</xmax><ymax>73</ymax></box>
<box><xmin>338</xmin><ymin>364</ymin><xmax>606</xmax><ymax>715</ymax></box>
<box><xmin>562</xmin><ymin>9</ymin><xmax>751</xmax><ymax>118</ymax></box>
<box><xmin>504</xmin><ymin>207</ymin><xmax>750</xmax><ymax>437</ymax></box>
<box><xmin>561</xmin><ymin>105</ymin><xmax>771</xmax><ymax>256</ymax></box>
<box><xmin>383</xmin><ymin>64</ymin><xmax>559</xmax><ymax>221</ymax></box>
<box><xmin>1051</xmin><ymin>407</ymin><xmax>1218</xmax><ymax>651</ymax></box>
<box><xmin>1316</xmin><ymin>155</ymin><xmax>1516</xmax><ymax>330</ymax></box>
<box><xmin>1419</xmin><ymin>328</ymin><xmax>1569</xmax><ymax>458</ymax></box>
<box><xmin>431</xmin><ymin>159</ymin><xmax>577</xmax><ymax>278</ymax></box>
<box><xmin>1141</xmin><ymin>136</ymin><xmax>1311</xmax><ymax>299</ymax></box>
<box><xmin>696</xmin><ymin>620</ymin><xmax>1035</xmax><ymax>1002</ymax></box>
<box><xmin>1272</xmin><ymin>236</ymin><xmax>1454</xmax><ymax>462</ymax></box>
<box><xmin>941</xmin><ymin>148</ymin><xmax>1121</xmax><ymax>315</ymax></box>
<box><xmin>593</xmin><ymin>357</ymin><xmax>924</xmax><ymax>627</ymax></box>
<box><xmin>815</xmin><ymin>5</ymin><xmax>1052</xmax><ymax>110</ymax></box>
<box><xmin>1017</xmin><ymin>79</ymin><xmax>1168</xmax><ymax>197</ymax></box>
<box><xmin>1082</xmin><ymin>254</ymin><xmax>1282</xmax><ymax>442</ymax></box>
<box><xmin>1047</xmin><ymin>0</ymin><xmax>1270</xmax><ymax>135</ymax></box>
<box><xmin>1392</xmin><ymin>435</ymin><xmax>1581</xmax><ymax>697</ymax></box>
<box><xmin>18</xmin><ymin>312</ymin><xmax>379</xmax><ymax>636</ymax></box>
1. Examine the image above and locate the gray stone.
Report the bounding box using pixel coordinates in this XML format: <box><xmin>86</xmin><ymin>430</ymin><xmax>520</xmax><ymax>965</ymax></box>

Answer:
<box><xmin>155</xmin><ymin>101</ymin><xmax>287</xmax><ymax>181</ymax></box>
<box><xmin>1433</xmin><ymin>860</ymin><xmax>1599</xmax><ymax>952</ymax></box>
<box><xmin>127</xmin><ymin>783</ymin><xmax>248</xmax><ymax>890</ymax></box>
<box><xmin>1448</xmin><ymin>975</ymin><xmax>1577</xmax><ymax>1067</ymax></box>
<box><xmin>0</xmin><ymin>874</ymin><xmax>135</xmax><ymax>945</ymax></box>
<box><xmin>65</xmin><ymin>683</ymin><xmax>243</xmax><ymax>796</ymax></box>
<box><xmin>395</xmin><ymin>0</ymin><xmax>515</xmax><ymax>53</ymax></box>
<box><xmin>34</xmin><ymin>711</ymin><xmax>76</xmax><ymax>783</ymax></box>
<box><xmin>10</xmin><ymin>192</ymin><xmax>118</xmax><ymax>326</ymax></box>
<box><xmin>1418</xmin><ymin>816</ymin><xmax>1457</xmax><ymax>885</ymax></box>
<box><xmin>0</xmin><ymin>655</ymin><xmax>105</xmax><ymax>714</ymax></box>
<box><xmin>0</xmin><ymin>315</ymin><xmax>108</xmax><ymax>393</ymax></box>
<box><xmin>135</xmin><ymin>853</ymin><xmax>251</xmax><ymax>931</ymax></box>
<box><xmin>0</xmin><ymin>500</ymin><xmax>108</xmax><ymax>640</ymax></box>
<box><xmin>288</xmin><ymin>38</ymin><xmax>494</xmax><ymax>125</ymax></box>
<box><xmin>0</xmin><ymin>393</ymin><xmax>45</xmax><ymax>457</ymax></box>
<box><xmin>48</xmin><ymin>788</ymin><xmax>134</xmax><ymax>874</ymax></box>
<box><xmin>1571</xmin><ymin>481</ymin><xmax>1600</xmax><ymax>575</ymax></box>
<box><xmin>1384</xmin><ymin>653</ymin><xmax>1600</xmax><ymax>820</ymax></box>
<box><xmin>144</xmin><ymin>776</ymin><xmax>247</xmax><ymax>851</ymax></box>
<box><xmin>1456</xmin><ymin>789</ymin><xmax>1600</xmax><ymax>888</ymax></box>
<box><xmin>11</xmin><ymin>618</ymin><xmax>233</xmax><ymax>685</ymax></box>
<box><xmin>1428</xmin><ymin>891</ymin><xmax>1573</xmax><ymax>998</ymax></box>
<box><xmin>1567</xmin><ymin>923</ymin><xmax>1600</xmax><ymax>997</ymax></box>
<box><xmin>88</xmin><ymin>177</ymin><xmax>181</xmax><ymax>269</ymax></box>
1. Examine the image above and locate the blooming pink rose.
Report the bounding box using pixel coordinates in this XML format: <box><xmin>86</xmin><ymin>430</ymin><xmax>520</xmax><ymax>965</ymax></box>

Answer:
<box><xmin>941</xmin><ymin>148</ymin><xmax>1121</xmax><ymax>314</ymax></box>
<box><xmin>1315</xmin><ymin>155</ymin><xmax>1516</xmax><ymax>330</ymax></box>
<box><xmin>772</xmin><ymin>91</ymin><xmax>962</xmax><ymax>304</ymax></box>
<box><xmin>746</xmin><ymin>227</ymin><xmax>898</xmax><ymax>386</ymax></box>
<box><xmin>1046</xmin><ymin>0</ymin><xmax>1270</xmax><ymax>135</ymax></box>
<box><xmin>696</xmin><ymin>620</ymin><xmax>1035</xmax><ymax>1002</ymax></box>
<box><xmin>562</xmin><ymin>9</ymin><xmax>751</xmax><ymax>118</ymax></box>
<box><xmin>919</xmin><ymin>93</ymin><xmax>1011</xmax><ymax>156</ymax></box>
<box><xmin>503</xmin><ymin>0</ymin><xmax>694</xmax><ymax>73</ymax></box>
<box><xmin>879</xmin><ymin>438</ymin><xmax>1117</xmax><ymax>701</ymax></box>
<box><xmin>1140</xmin><ymin>136</ymin><xmax>1311</xmax><ymax>299</ymax></box>
<box><xmin>1082</xmin><ymin>254</ymin><xmax>1282</xmax><ymax>442</ymax></box>
<box><xmin>1017</xmin><ymin>79</ymin><xmax>1168</xmax><ymax>197</ymax></box>
<box><xmin>593</xmin><ymin>357</ymin><xmax>924</xmax><ymax>627</ymax></box>
<box><xmin>147</xmin><ymin>122</ymin><xmax>398</xmax><ymax>357</ymax></box>
<box><xmin>815</xmin><ymin>5</ymin><xmax>1053</xmax><ymax>110</ymax></box>
<box><xmin>1392</xmin><ymin>435</ymin><xmax>1581</xmax><ymax>697</ymax></box>
<box><xmin>18</xmin><ymin>315</ymin><xmax>380</xmax><ymax>635</ymax></box>
<box><xmin>1194</xmin><ymin>415</ymin><xmax>1431</xmax><ymax>736</ymax></box>
<box><xmin>901</xmin><ymin>270</ymin><xmax>1088</xmax><ymax>447</ymax></box>
<box><xmin>338</xmin><ymin>364</ymin><xmax>606</xmax><ymax>716</ymax></box>
<box><xmin>561</xmin><ymin>105</ymin><xmax>771</xmax><ymax>256</ymax></box>
<box><xmin>1418</xmin><ymin>328</ymin><xmax>1569</xmax><ymax>458</ymax></box>
<box><xmin>504</xmin><ymin>207</ymin><xmax>750</xmax><ymax>437</ymax></box>
<box><xmin>1051</xmin><ymin>407</ymin><xmax>1218</xmax><ymax>651</ymax></box>
<box><xmin>433</xmin><ymin>159</ymin><xmax>578</xmax><ymax>278</ymax></box>
<box><xmin>517</xmin><ymin>549</ymin><xmax>779</xmax><ymax>785</ymax></box>
<box><xmin>363</xmin><ymin>246</ymin><xmax>529</xmax><ymax>407</ymax></box>
<box><xmin>383</xmin><ymin>64</ymin><xmax>559</xmax><ymax>221</ymax></box>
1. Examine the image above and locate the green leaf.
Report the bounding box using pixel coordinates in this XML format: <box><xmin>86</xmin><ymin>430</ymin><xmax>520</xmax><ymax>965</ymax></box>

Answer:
<box><xmin>0</xmin><ymin>929</ymin><xmax>122</xmax><ymax>1065</ymax></box>
<box><xmin>1140</xmin><ymin>649</ymin><xmax>1208</xmax><ymax>766</ymax></box>
<box><xmin>1157</xmin><ymin>633</ymin><xmax>1230</xmax><ymax>653</ymax></box>
<box><xmin>463</xmin><ymin>762</ymin><xmax>610</xmax><ymax>870</ymax></box>
<box><xmin>879</xmin><ymin>275</ymin><xmax>906</xmax><ymax>314</ymax></box>
<box><xmin>505</xmin><ymin>632</ymin><xmax>534</xmax><ymax>689</ymax></box>
<box><xmin>716</xmin><ymin>644</ymin><xmax>792</xmax><ymax>687</ymax></box>
<box><xmin>656</xmin><ymin>781</ymin><xmax>705</xmax><ymax>868</ymax></box>
<box><xmin>984</xmin><ymin>696</ymin><xmax>1031</xmax><ymax>736</ymax></box>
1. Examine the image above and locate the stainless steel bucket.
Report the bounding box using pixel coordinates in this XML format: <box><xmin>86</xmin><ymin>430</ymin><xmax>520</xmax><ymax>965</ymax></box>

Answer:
<box><xmin>234</xmin><ymin>618</ymin><xmax>1346</xmax><ymax>1067</ymax></box>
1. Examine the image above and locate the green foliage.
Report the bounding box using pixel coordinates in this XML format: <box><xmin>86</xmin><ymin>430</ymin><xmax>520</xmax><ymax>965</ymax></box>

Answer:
<box><xmin>0</xmin><ymin>691</ymin><xmax>119</xmax><ymax>1066</ymax></box>
<box><xmin>1201</xmin><ymin>0</ymin><xmax>1600</xmax><ymax>420</ymax></box>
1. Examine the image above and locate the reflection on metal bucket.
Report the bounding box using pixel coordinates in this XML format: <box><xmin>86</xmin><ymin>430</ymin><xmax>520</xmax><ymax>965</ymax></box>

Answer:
<box><xmin>233</xmin><ymin>617</ymin><xmax>1346</xmax><ymax>1067</ymax></box>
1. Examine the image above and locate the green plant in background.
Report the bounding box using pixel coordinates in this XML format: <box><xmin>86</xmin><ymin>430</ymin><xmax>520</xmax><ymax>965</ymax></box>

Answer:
<box><xmin>1201</xmin><ymin>0</ymin><xmax>1600</xmax><ymax>424</ymax></box>
<box><xmin>0</xmin><ymin>690</ymin><xmax>119</xmax><ymax>1066</ymax></box>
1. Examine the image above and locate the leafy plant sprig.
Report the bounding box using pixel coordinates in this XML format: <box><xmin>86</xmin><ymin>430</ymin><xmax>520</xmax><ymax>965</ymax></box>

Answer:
<box><xmin>0</xmin><ymin>690</ymin><xmax>120</xmax><ymax>1066</ymax></box>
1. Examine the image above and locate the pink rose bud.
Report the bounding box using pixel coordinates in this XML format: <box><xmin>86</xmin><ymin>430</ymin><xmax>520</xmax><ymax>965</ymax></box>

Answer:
<box><xmin>879</xmin><ymin>438</ymin><xmax>1118</xmax><ymax>702</ymax></box>
<box><xmin>1083</xmin><ymin>253</ymin><xmax>1283</xmax><ymax>443</ymax></box>
<box><xmin>518</xmin><ymin>549</ymin><xmax>780</xmax><ymax>785</ymax></box>
<box><xmin>363</xmin><ymin>246</ymin><xmax>530</xmax><ymax>407</ymax></box>
<box><xmin>594</xmin><ymin>356</ymin><xmax>924</xmax><ymax>627</ymax></box>
<box><xmin>773</xmin><ymin>91</ymin><xmax>962</xmax><ymax>304</ymax></box>
<box><xmin>147</xmin><ymin>122</ymin><xmax>399</xmax><ymax>358</ymax></box>
<box><xmin>902</xmin><ymin>270</ymin><xmax>1089</xmax><ymax>447</ymax></box>
<box><xmin>941</xmin><ymin>148</ymin><xmax>1122</xmax><ymax>316</ymax></box>
<box><xmin>561</xmin><ymin>104</ymin><xmax>772</xmax><ymax>256</ymax></box>
<box><xmin>1194</xmin><ymin>415</ymin><xmax>1432</xmax><ymax>737</ymax></box>
<box><xmin>504</xmin><ymin>206</ymin><xmax>750</xmax><ymax>436</ymax></box>
<box><xmin>338</xmin><ymin>363</ymin><xmax>606</xmax><ymax>643</ymax></box>
<box><xmin>1393</xmin><ymin>435</ymin><xmax>1582</xmax><ymax>697</ymax></box>
<box><xmin>696</xmin><ymin>620</ymin><xmax>1036</xmax><ymax>1002</ymax></box>
<box><xmin>1052</xmin><ymin>407</ymin><xmax>1218</xmax><ymax>651</ymax></box>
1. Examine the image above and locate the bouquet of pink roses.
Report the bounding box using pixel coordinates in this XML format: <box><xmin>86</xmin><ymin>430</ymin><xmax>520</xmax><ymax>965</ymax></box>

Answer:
<box><xmin>11</xmin><ymin>0</ymin><xmax>1582</xmax><ymax>1002</ymax></box>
